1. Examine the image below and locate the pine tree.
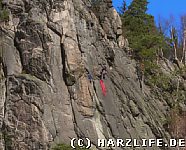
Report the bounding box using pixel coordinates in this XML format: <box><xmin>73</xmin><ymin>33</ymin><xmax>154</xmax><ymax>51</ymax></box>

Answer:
<box><xmin>121</xmin><ymin>0</ymin><xmax>163</xmax><ymax>60</ymax></box>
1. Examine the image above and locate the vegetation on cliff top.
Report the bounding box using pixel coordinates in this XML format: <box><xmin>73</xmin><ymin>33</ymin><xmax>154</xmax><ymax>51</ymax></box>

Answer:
<box><xmin>120</xmin><ymin>0</ymin><xmax>186</xmax><ymax>86</ymax></box>
<box><xmin>121</xmin><ymin>0</ymin><xmax>170</xmax><ymax>61</ymax></box>
<box><xmin>0</xmin><ymin>0</ymin><xmax>9</xmax><ymax>22</ymax></box>
<box><xmin>120</xmin><ymin>0</ymin><xmax>186</xmax><ymax>139</ymax></box>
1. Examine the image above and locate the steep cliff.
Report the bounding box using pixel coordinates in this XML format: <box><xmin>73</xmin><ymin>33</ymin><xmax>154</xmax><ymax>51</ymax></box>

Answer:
<box><xmin>0</xmin><ymin>0</ymin><xmax>184</xmax><ymax>150</ymax></box>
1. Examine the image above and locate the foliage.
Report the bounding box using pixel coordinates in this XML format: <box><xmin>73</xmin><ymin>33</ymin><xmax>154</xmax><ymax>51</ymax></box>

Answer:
<box><xmin>51</xmin><ymin>143</ymin><xmax>89</xmax><ymax>150</ymax></box>
<box><xmin>145</xmin><ymin>63</ymin><xmax>186</xmax><ymax>114</ymax></box>
<box><xmin>119</xmin><ymin>0</ymin><xmax>186</xmax><ymax>140</ymax></box>
<box><xmin>177</xmin><ymin>66</ymin><xmax>186</xmax><ymax>78</ymax></box>
<box><xmin>121</xmin><ymin>0</ymin><xmax>170</xmax><ymax>61</ymax></box>
<box><xmin>2</xmin><ymin>130</ymin><xmax>13</xmax><ymax>149</ymax></box>
<box><xmin>0</xmin><ymin>0</ymin><xmax>9</xmax><ymax>21</ymax></box>
<box><xmin>163</xmin><ymin>106</ymin><xmax>180</xmax><ymax>129</ymax></box>
<box><xmin>144</xmin><ymin>61</ymin><xmax>185</xmax><ymax>95</ymax></box>
<box><xmin>142</xmin><ymin>61</ymin><xmax>164</xmax><ymax>91</ymax></box>
<box><xmin>143</xmin><ymin>61</ymin><xmax>159</xmax><ymax>76</ymax></box>
<box><xmin>145</xmin><ymin>72</ymin><xmax>172</xmax><ymax>91</ymax></box>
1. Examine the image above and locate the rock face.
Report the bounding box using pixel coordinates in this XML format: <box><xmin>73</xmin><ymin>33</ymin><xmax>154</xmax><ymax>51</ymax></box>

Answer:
<box><xmin>0</xmin><ymin>0</ymin><xmax>174</xmax><ymax>150</ymax></box>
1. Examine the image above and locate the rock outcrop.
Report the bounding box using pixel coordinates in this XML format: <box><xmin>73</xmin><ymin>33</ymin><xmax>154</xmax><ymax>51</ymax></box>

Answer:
<box><xmin>0</xmin><ymin>0</ymin><xmax>182</xmax><ymax>150</ymax></box>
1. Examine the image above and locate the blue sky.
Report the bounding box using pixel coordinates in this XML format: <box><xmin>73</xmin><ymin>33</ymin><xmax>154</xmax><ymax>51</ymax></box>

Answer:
<box><xmin>113</xmin><ymin>0</ymin><xmax>186</xmax><ymax>28</ymax></box>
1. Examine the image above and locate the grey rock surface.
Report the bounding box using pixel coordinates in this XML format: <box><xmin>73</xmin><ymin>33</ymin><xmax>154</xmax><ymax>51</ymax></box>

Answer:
<box><xmin>0</xmin><ymin>0</ymin><xmax>175</xmax><ymax>150</ymax></box>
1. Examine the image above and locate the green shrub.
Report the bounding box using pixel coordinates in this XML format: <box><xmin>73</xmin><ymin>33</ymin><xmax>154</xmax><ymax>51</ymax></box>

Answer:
<box><xmin>144</xmin><ymin>62</ymin><xmax>174</xmax><ymax>92</ymax></box>
<box><xmin>0</xmin><ymin>9</ymin><xmax>9</xmax><ymax>21</ymax></box>
<box><xmin>52</xmin><ymin>143</ymin><xmax>89</xmax><ymax>150</ymax></box>
<box><xmin>0</xmin><ymin>0</ymin><xmax>9</xmax><ymax>21</ymax></box>
<box><xmin>146</xmin><ymin>73</ymin><xmax>172</xmax><ymax>91</ymax></box>
<box><xmin>171</xmin><ymin>90</ymin><xmax>186</xmax><ymax>103</ymax></box>
<box><xmin>143</xmin><ymin>61</ymin><xmax>159</xmax><ymax>76</ymax></box>
<box><xmin>2</xmin><ymin>130</ymin><xmax>13</xmax><ymax>149</ymax></box>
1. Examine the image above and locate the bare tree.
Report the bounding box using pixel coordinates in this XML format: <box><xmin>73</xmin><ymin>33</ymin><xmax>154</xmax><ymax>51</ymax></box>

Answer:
<box><xmin>118</xmin><ymin>0</ymin><xmax>127</xmax><ymax>15</ymax></box>
<box><xmin>170</xmin><ymin>26</ymin><xmax>179</xmax><ymax>61</ymax></box>
<box><xmin>157</xmin><ymin>15</ymin><xmax>175</xmax><ymax>35</ymax></box>
<box><xmin>181</xmin><ymin>30</ymin><xmax>186</xmax><ymax>64</ymax></box>
<box><xmin>157</xmin><ymin>15</ymin><xmax>181</xmax><ymax>61</ymax></box>
<box><xmin>180</xmin><ymin>14</ymin><xmax>186</xmax><ymax>64</ymax></box>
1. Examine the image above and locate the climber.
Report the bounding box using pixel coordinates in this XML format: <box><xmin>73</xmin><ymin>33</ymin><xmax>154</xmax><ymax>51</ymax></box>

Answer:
<box><xmin>100</xmin><ymin>65</ymin><xmax>107</xmax><ymax>80</ymax></box>
<box><xmin>99</xmin><ymin>65</ymin><xmax>107</xmax><ymax>96</ymax></box>
<box><xmin>136</xmin><ymin>61</ymin><xmax>144</xmax><ymax>90</ymax></box>
<box><xmin>86</xmin><ymin>69</ymin><xmax>93</xmax><ymax>83</ymax></box>
<box><xmin>100</xmin><ymin>79</ymin><xmax>106</xmax><ymax>96</ymax></box>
